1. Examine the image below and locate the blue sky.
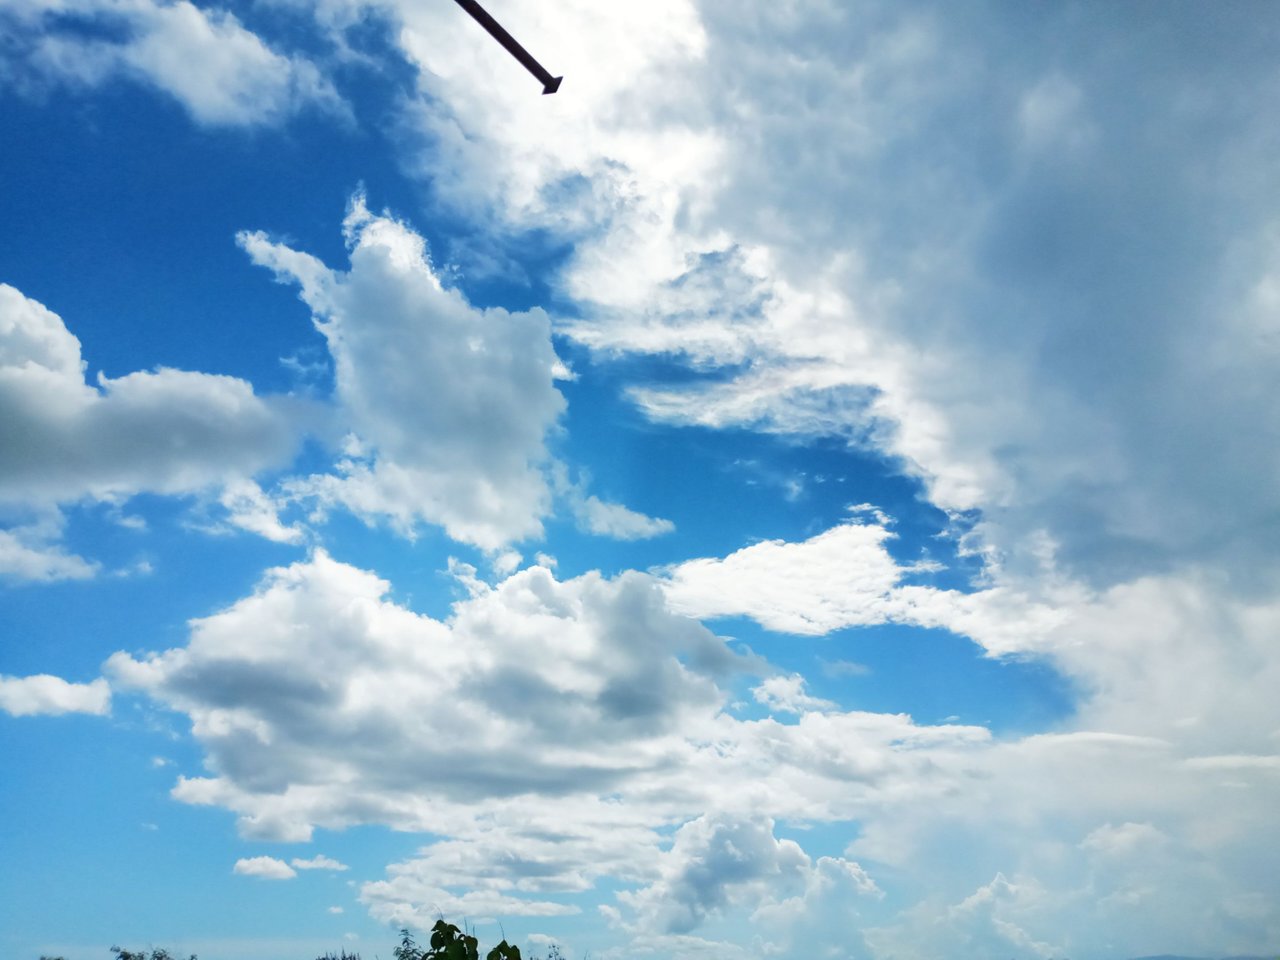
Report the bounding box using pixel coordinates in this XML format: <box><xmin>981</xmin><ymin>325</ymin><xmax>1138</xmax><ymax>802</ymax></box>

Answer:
<box><xmin>2</xmin><ymin>2</ymin><xmax>1279</xmax><ymax>959</ymax></box>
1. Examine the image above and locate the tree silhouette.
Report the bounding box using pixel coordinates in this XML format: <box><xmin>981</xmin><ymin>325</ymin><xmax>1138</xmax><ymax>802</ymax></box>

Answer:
<box><xmin>111</xmin><ymin>948</ymin><xmax>196</xmax><ymax>960</ymax></box>
<box><xmin>393</xmin><ymin>921</ymin><xmax>523</xmax><ymax>960</ymax></box>
<box><xmin>38</xmin><ymin>923</ymin><xmax>559</xmax><ymax>960</ymax></box>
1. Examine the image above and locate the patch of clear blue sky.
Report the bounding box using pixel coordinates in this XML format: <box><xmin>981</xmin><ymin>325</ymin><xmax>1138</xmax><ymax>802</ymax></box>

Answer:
<box><xmin>549</xmin><ymin>349</ymin><xmax>970</xmax><ymax>573</ymax></box>
<box><xmin>0</xmin><ymin>55</ymin><xmax>418</xmax><ymax>388</ymax></box>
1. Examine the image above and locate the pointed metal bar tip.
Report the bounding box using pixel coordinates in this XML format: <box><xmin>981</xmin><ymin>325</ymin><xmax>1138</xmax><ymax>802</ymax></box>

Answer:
<box><xmin>452</xmin><ymin>0</ymin><xmax>563</xmax><ymax>94</ymax></box>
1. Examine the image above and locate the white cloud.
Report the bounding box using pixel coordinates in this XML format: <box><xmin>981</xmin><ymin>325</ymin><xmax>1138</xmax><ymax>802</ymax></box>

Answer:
<box><xmin>570</xmin><ymin>494</ymin><xmax>674</xmax><ymax>541</ymax></box>
<box><xmin>0</xmin><ymin>283</ymin><xmax>300</xmax><ymax>507</ymax></box>
<box><xmin>657</xmin><ymin>518</ymin><xmax>1068</xmax><ymax>655</ymax></box>
<box><xmin>218</xmin><ymin>479</ymin><xmax>304</xmax><ymax>545</ymax></box>
<box><xmin>617</xmin><ymin>814</ymin><xmax>875</xmax><ymax>936</ymax></box>
<box><xmin>0</xmin><ymin>512</ymin><xmax>98</xmax><ymax>582</ymax></box>
<box><xmin>0</xmin><ymin>282</ymin><xmax>307</xmax><ymax>566</ymax></box>
<box><xmin>555</xmin><ymin>465</ymin><xmax>676</xmax><ymax>541</ymax></box>
<box><xmin>847</xmin><ymin>704</ymin><xmax>1280</xmax><ymax>958</ymax></box>
<box><xmin>106</xmin><ymin>550</ymin><xmax>746</xmax><ymax>841</ymax></box>
<box><xmin>233</xmin><ymin>856</ymin><xmax>297</xmax><ymax>880</ymax></box>
<box><xmin>659</xmin><ymin>520</ymin><xmax>1280</xmax><ymax>953</ymax></box>
<box><xmin>1078</xmin><ymin>821</ymin><xmax>1170</xmax><ymax>860</ymax></box>
<box><xmin>491</xmin><ymin>550</ymin><xmax>523</xmax><ymax>577</ymax></box>
<box><xmin>360</xmin><ymin>811</ymin><xmax>669</xmax><ymax>928</ymax></box>
<box><xmin>7</xmin><ymin>0</ymin><xmax>345</xmax><ymax>126</ymax></box>
<box><xmin>101</xmin><ymin>549</ymin><xmax>1007</xmax><ymax>942</ymax></box>
<box><xmin>239</xmin><ymin>197</ymin><xmax>567</xmax><ymax>550</ymax></box>
<box><xmin>660</xmin><ymin>522</ymin><xmax>906</xmax><ymax>634</ymax></box>
<box><xmin>356</xmin><ymin>0</ymin><xmax>1280</xmax><ymax>595</ymax></box>
<box><xmin>0</xmin><ymin>674</ymin><xmax>110</xmax><ymax>717</ymax></box>
<box><xmin>385</xmin><ymin>0</ymin><xmax>714</xmax><ymax>234</ymax></box>
<box><xmin>607</xmin><ymin>814</ymin><xmax>885</xmax><ymax>960</ymax></box>
<box><xmin>751</xmin><ymin>675</ymin><xmax>834</xmax><ymax>715</ymax></box>
<box><xmin>365</xmin><ymin>879</ymin><xmax>580</xmax><ymax>927</ymax></box>
<box><xmin>869</xmin><ymin>872</ymin><xmax>1059</xmax><ymax>960</ymax></box>
<box><xmin>1017</xmin><ymin>74</ymin><xmax>1095</xmax><ymax>157</ymax></box>
<box><xmin>291</xmin><ymin>855</ymin><xmax>349</xmax><ymax>871</ymax></box>
<box><xmin>99</xmin><ymin>541</ymin><xmax>1280</xmax><ymax>954</ymax></box>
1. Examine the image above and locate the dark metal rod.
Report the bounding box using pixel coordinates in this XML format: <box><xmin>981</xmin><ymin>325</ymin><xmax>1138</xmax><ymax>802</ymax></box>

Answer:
<box><xmin>452</xmin><ymin>0</ymin><xmax>563</xmax><ymax>94</ymax></box>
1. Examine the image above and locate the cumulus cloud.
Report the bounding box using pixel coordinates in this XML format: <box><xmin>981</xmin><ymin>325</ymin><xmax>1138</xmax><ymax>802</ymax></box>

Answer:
<box><xmin>385</xmin><ymin>0</ymin><xmax>714</xmax><ymax>235</ymax></box>
<box><xmin>4</xmin><ymin>0</ymin><xmax>345</xmax><ymax>126</ymax></box>
<box><xmin>595</xmin><ymin>815</ymin><xmax>884</xmax><ymax>960</ymax></box>
<box><xmin>97</xmin><ymin>532</ymin><xmax>1280</xmax><ymax>952</ymax></box>
<box><xmin>233</xmin><ymin>855</ymin><xmax>297</xmax><ymax>880</ymax></box>
<box><xmin>0</xmin><ymin>674</ymin><xmax>110</xmax><ymax>717</ymax></box>
<box><xmin>0</xmin><ymin>281</ymin><xmax>307</xmax><ymax>566</ymax></box>
<box><xmin>616</xmin><ymin>814</ymin><xmax>874</xmax><ymax>935</ymax></box>
<box><xmin>358</xmin><ymin>535</ymin><xmax>1280</xmax><ymax>957</ymax></box>
<box><xmin>106</xmin><ymin>550</ymin><xmax>746</xmax><ymax>841</ymax></box>
<box><xmin>100</xmin><ymin>549</ymin><xmax>1008</xmax><ymax>939</ymax></box>
<box><xmin>0</xmin><ymin>283</ymin><xmax>300</xmax><ymax>507</ymax></box>
<box><xmin>361</xmin><ymin>812</ymin><xmax>669</xmax><ymax>927</ymax></box>
<box><xmin>240</xmin><ymin>198</ymin><xmax>568</xmax><ymax>550</ymax></box>
<box><xmin>90</xmin><ymin>536</ymin><xmax>1280</xmax><ymax>952</ymax></box>
<box><xmin>869</xmin><ymin>872</ymin><xmax>1059</xmax><ymax>960</ymax></box>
